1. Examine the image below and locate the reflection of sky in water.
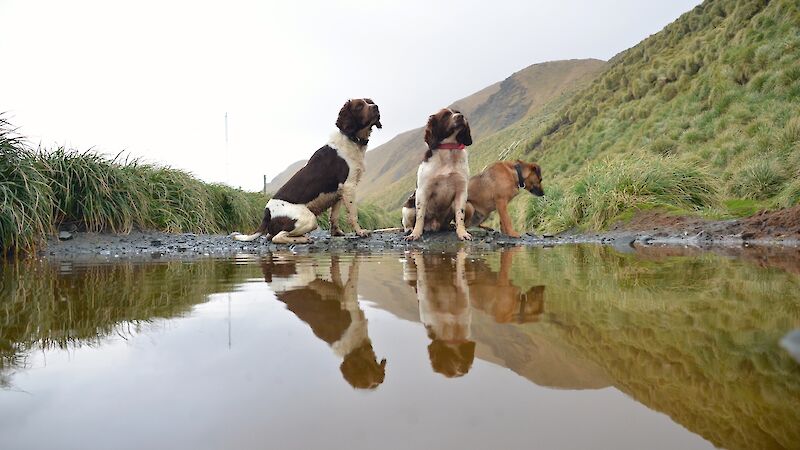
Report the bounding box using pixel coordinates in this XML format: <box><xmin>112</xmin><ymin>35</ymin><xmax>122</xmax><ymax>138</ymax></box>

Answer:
<box><xmin>0</xmin><ymin>287</ymin><xmax>710</xmax><ymax>450</ymax></box>
<box><xmin>2</xmin><ymin>247</ymin><xmax>799</xmax><ymax>450</ymax></box>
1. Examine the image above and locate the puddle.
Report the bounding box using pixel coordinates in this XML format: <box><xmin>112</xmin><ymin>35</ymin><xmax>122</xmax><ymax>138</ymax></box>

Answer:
<box><xmin>1</xmin><ymin>245</ymin><xmax>799</xmax><ymax>449</ymax></box>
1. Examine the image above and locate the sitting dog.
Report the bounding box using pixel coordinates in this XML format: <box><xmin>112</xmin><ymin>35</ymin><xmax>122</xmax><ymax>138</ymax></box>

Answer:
<box><xmin>232</xmin><ymin>98</ymin><xmax>381</xmax><ymax>244</ymax></box>
<box><xmin>403</xmin><ymin>249</ymin><xmax>476</xmax><ymax>378</ymax></box>
<box><xmin>467</xmin><ymin>247</ymin><xmax>545</xmax><ymax>324</ymax></box>
<box><xmin>465</xmin><ymin>160</ymin><xmax>544</xmax><ymax>238</ymax></box>
<box><xmin>403</xmin><ymin>108</ymin><xmax>473</xmax><ymax>241</ymax></box>
<box><xmin>261</xmin><ymin>253</ymin><xmax>386</xmax><ymax>389</ymax></box>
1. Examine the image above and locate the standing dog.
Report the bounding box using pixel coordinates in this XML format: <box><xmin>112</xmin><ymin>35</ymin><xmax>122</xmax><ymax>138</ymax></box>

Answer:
<box><xmin>232</xmin><ymin>98</ymin><xmax>381</xmax><ymax>244</ymax></box>
<box><xmin>465</xmin><ymin>160</ymin><xmax>544</xmax><ymax>237</ymax></box>
<box><xmin>403</xmin><ymin>108</ymin><xmax>473</xmax><ymax>241</ymax></box>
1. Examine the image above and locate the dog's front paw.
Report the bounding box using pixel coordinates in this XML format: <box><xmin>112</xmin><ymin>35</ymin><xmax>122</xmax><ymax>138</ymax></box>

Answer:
<box><xmin>457</xmin><ymin>230</ymin><xmax>472</xmax><ymax>241</ymax></box>
<box><xmin>506</xmin><ymin>232</ymin><xmax>521</xmax><ymax>238</ymax></box>
<box><xmin>355</xmin><ymin>228</ymin><xmax>371</xmax><ymax>238</ymax></box>
<box><xmin>330</xmin><ymin>228</ymin><xmax>345</xmax><ymax>237</ymax></box>
<box><xmin>405</xmin><ymin>232</ymin><xmax>422</xmax><ymax>241</ymax></box>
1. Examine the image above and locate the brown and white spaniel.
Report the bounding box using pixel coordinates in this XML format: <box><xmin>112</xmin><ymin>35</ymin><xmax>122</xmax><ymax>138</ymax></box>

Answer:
<box><xmin>403</xmin><ymin>108</ymin><xmax>473</xmax><ymax>241</ymax></box>
<box><xmin>232</xmin><ymin>99</ymin><xmax>381</xmax><ymax>244</ymax></box>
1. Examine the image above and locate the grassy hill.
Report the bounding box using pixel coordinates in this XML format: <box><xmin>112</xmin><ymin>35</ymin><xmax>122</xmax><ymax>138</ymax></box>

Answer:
<box><xmin>265</xmin><ymin>59</ymin><xmax>607</xmax><ymax>199</ymax></box>
<box><xmin>368</xmin><ymin>0</ymin><xmax>800</xmax><ymax>233</ymax></box>
<box><xmin>509</xmin><ymin>0</ymin><xmax>800</xmax><ymax>232</ymax></box>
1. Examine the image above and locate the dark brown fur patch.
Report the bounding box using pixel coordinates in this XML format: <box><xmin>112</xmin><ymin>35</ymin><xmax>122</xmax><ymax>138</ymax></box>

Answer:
<box><xmin>274</xmin><ymin>145</ymin><xmax>350</xmax><ymax>205</ymax></box>
<box><xmin>267</xmin><ymin>216</ymin><xmax>298</xmax><ymax>237</ymax></box>
<box><xmin>260</xmin><ymin>258</ymin><xmax>297</xmax><ymax>282</ymax></box>
<box><xmin>336</xmin><ymin>98</ymin><xmax>382</xmax><ymax>137</ymax></box>
<box><xmin>403</xmin><ymin>192</ymin><xmax>416</xmax><ymax>208</ymax></box>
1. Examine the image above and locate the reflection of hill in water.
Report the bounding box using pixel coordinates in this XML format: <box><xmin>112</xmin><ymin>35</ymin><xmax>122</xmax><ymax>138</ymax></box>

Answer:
<box><xmin>357</xmin><ymin>259</ymin><xmax>611</xmax><ymax>390</ymax></box>
<box><xmin>499</xmin><ymin>246</ymin><xmax>800</xmax><ymax>450</ymax></box>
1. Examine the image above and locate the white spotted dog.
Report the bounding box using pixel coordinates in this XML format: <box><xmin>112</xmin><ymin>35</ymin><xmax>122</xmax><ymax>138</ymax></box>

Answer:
<box><xmin>404</xmin><ymin>108</ymin><xmax>473</xmax><ymax>241</ymax></box>
<box><xmin>232</xmin><ymin>99</ymin><xmax>381</xmax><ymax>244</ymax></box>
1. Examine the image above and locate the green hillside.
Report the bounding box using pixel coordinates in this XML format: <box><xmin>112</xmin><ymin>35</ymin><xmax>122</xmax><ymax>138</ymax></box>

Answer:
<box><xmin>371</xmin><ymin>0</ymin><xmax>800</xmax><ymax>233</ymax></box>
<box><xmin>513</xmin><ymin>0</ymin><xmax>800</xmax><ymax>232</ymax></box>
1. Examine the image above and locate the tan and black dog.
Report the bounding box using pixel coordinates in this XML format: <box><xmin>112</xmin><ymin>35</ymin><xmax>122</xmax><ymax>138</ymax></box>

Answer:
<box><xmin>465</xmin><ymin>160</ymin><xmax>544</xmax><ymax>238</ymax></box>
<box><xmin>467</xmin><ymin>248</ymin><xmax>545</xmax><ymax>324</ymax></box>
<box><xmin>232</xmin><ymin>98</ymin><xmax>381</xmax><ymax>244</ymax></box>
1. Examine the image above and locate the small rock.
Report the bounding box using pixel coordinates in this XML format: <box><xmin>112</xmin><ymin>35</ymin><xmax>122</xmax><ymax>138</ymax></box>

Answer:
<box><xmin>58</xmin><ymin>231</ymin><xmax>73</xmax><ymax>241</ymax></box>
<box><xmin>150</xmin><ymin>239</ymin><xmax>163</xmax><ymax>246</ymax></box>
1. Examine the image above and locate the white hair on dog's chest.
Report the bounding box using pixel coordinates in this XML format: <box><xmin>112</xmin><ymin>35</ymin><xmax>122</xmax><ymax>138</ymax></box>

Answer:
<box><xmin>328</xmin><ymin>131</ymin><xmax>366</xmax><ymax>186</ymax></box>
<box><xmin>417</xmin><ymin>148</ymin><xmax>469</xmax><ymax>183</ymax></box>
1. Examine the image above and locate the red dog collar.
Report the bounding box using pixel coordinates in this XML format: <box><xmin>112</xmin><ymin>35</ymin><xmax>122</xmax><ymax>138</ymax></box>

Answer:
<box><xmin>437</xmin><ymin>143</ymin><xmax>466</xmax><ymax>150</ymax></box>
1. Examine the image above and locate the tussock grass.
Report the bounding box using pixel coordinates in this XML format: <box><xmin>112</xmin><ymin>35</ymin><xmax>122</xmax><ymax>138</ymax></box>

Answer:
<box><xmin>33</xmin><ymin>147</ymin><xmax>267</xmax><ymax>238</ymax></box>
<box><xmin>0</xmin><ymin>119</ymin><xmax>53</xmax><ymax>253</ymax></box>
<box><xmin>526</xmin><ymin>155</ymin><xmax>719</xmax><ymax>231</ymax></box>
<box><xmin>730</xmin><ymin>159</ymin><xmax>788</xmax><ymax>200</ymax></box>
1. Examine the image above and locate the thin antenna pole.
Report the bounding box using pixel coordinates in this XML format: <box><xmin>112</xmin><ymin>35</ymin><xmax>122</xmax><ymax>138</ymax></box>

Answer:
<box><xmin>224</xmin><ymin>112</ymin><xmax>229</xmax><ymax>184</ymax></box>
<box><xmin>228</xmin><ymin>292</ymin><xmax>232</xmax><ymax>349</ymax></box>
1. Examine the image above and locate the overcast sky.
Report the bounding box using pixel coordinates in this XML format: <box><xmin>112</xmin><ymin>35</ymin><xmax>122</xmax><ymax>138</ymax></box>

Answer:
<box><xmin>1</xmin><ymin>0</ymin><xmax>701</xmax><ymax>191</ymax></box>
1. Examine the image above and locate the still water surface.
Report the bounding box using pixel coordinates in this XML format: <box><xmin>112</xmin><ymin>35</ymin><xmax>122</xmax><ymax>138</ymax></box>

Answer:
<box><xmin>1</xmin><ymin>246</ymin><xmax>799</xmax><ymax>450</ymax></box>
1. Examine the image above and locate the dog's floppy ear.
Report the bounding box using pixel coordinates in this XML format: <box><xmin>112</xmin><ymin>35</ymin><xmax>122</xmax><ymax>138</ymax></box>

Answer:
<box><xmin>457</xmin><ymin>120</ymin><xmax>472</xmax><ymax>146</ymax></box>
<box><xmin>336</xmin><ymin>99</ymin><xmax>357</xmax><ymax>136</ymax></box>
<box><xmin>423</xmin><ymin>114</ymin><xmax>439</xmax><ymax>161</ymax></box>
<box><xmin>531</xmin><ymin>163</ymin><xmax>542</xmax><ymax>179</ymax></box>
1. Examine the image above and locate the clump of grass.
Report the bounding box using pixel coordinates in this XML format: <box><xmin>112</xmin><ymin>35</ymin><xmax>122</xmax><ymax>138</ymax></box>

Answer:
<box><xmin>527</xmin><ymin>155</ymin><xmax>719</xmax><ymax>232</ymax></box>
<box><xmin>774</xmin><ymin>178</ymin><xmax>800</xmax><ymax>208</ymax></box>
<box><xmin>206</xmin><ymin>183</ymin><xmax>265</xmax><ymax>233</ymax></box>
<box><xmin>730</xmin><ymin>160</ymin><xmax>788</xmax><ymax>200</ymax></box>
<box><xmin>140</xmin><ymin>166</ymin><xmax>215</xmax><ymax>233</ymax></box>
<box><xmin>39</xmin><ymin>147</ymin><xmax>149</xmax><ymax>233</ymax></box>
<box><xmin>0</xmin><ymin>117</ymin><xmax>281</xmax><ymax>255</ymax></box>
<box><xmin>778</xmin><ymin>116</ymin><xmax>800</xmax><ymax>151</ymax></box>
<box><xmin>648</xmin><ymin>137</ymin><xmax>679</xmax><ymax>155</ymax></box>
<box><xmin>0</xmin><ymin>119</ymin><xmax>53</xmax><ymax>254</ymax></box>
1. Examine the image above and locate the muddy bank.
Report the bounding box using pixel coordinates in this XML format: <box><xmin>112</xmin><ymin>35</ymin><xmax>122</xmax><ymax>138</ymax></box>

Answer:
<box><xmin>32</xmin><ymin>205</ymin><xmax>800</xmax><ymax>261</ymax></box>
<box><xmin>37</xmin><ymin>220</ymin><xmax>800</xmax><ymax>264</ymax></box>
<box><xmin>614</xmin><ymin>205</ymin><xmax>800</xmax><ymax>243</ymax></box>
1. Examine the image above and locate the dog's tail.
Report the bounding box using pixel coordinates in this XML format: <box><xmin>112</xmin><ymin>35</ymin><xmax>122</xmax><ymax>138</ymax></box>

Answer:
<box><xmin>231</xmin><ymin>208</ymin><xmax>271</xmax><ymax>241</ymax></box>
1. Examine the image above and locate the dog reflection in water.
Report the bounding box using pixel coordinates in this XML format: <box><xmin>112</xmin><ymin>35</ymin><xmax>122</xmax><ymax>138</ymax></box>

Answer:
<box><xmin>468</xmin><ymin>248</ymin><xmax>545</xmax><ymax>324</ymax></box>
<box><xmin>404</xmin><ymin>249</ymin><xmax>545</xmax><ymax>377</ymax></box>
<box><xmin>261</xmin><ymin>253</ymin><xmax>386</xmax><ymax>389</ymax></box>
<box><xmin>404</xmin><ymin>249</ymin><xmax>476</xmax><ymax>378</ymax></box>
